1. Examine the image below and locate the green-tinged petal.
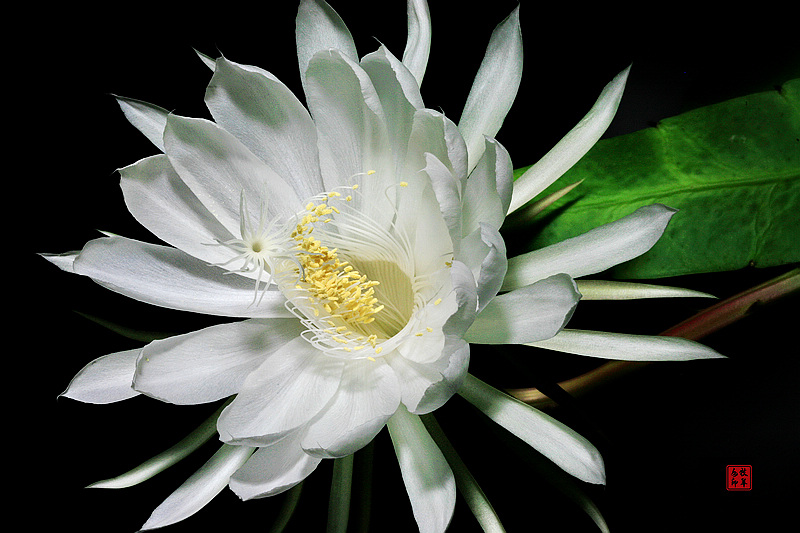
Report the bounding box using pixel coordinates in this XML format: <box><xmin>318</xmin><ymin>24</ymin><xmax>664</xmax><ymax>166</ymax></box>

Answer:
<box><xmin>140</xmin><ymin>444</ymin><xmax>255</xmax><ymax>531</ymax></box>
<box><xmin>114</xmin><ymin>95</ymin><xmax>169</xmax><ymax>152</ymax></box>
<box><xmin>526</xmin><ymin>329</ymin><xmax>725</xmax><ymax>361</ymax></box>
<box><xmin>502</xmin><ymin>204</ymin><xmax>677</xmax><ymax>291</ymax></box>
<box><xmin>327</xmin><ymin>454</ymin><xmax>354</xmax><ymax>533</ymax></box>
<box><xmin>296</xmin><ymin>0</ymin><xmax>358</xmax><ymax>91</ymax></box>
<box><xmin>60</xmin><ymin>349</ymin><xmax>141</xmax><ymax>404</ymax></box>
<box><xmin>458</xmin><ymin>6</ymin><xmax>522</xmax><ymax>173</ymax></box>
<box><xmin>40</xmin><ymin>251</ymin><xmax>78</xmax><ymax>272</ymax></box>
<box><xmin>402</xmin><ymin>0</ymin><xmax>431</xmax><ymax>87</ymax></box>
<box><xmin>466</xmin><ymin>273</ymin><xmax>579</xmax><ymax>344</ymax></box>
<box><xmin>508</xmin><ymin>66</ymin><xmax>630</xmax><ymax>213</ymax></box>
<box><xmin>195</xmin><ymin>48</ymin><xmax>216</xmax><ymax>70</ymax></box>
<box><xmin>88</xmin><ymin>403</ymin><xmax>225</xmax><ymax>489</ymax></box>
<box><xmin>576</xmin><ymin>280</ymin><xmax>716</xmax><ymax>300</ymax></box>
<box><xmin>421</xmin><ymin>414</ymin><xmax>506</xmax><ymax>533</ymax></box>
<box><xmin>459</xmin><ymin>374</ymin><xmax>605</xmax><ymax>485</ymax></box>
<box><xmin>387</xmin><ymin>406</ymin><xmax>456</xmax><ymax>533</ymax></box>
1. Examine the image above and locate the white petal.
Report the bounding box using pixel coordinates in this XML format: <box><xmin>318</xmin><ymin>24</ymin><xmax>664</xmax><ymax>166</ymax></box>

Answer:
<box><xmin>402</xmin><ymin>0</ymin><xmax>431</xmax><ymax>86</ymax></box>
<box><xmin>408</xmin><ymin>181</ymin><xmax>456</xmax><ymax>277</ymax></box>
<box><xmin>502</xmin><ymin>204</ymin><xmax>677</xmax><ymax>291</ymax></box>
<box><xmin>527</xmin><ymin>329</ymin><xmax>725</xmax><ymax>361</ymax></box>
<box><xmin>404</xmin><ymin>109</ymin><xmax>468</xmax><ymax>193</ymax></box>
<box><xmin>389</xmin><ymin>336</ymin><xmax>470</xmax><ymax>415</ymax></box>
<box><xmin>462</xmin><ymin>137</ymin><xmax>513</xmax><ymax>234</ymax></box>
<box><xmin>60</xmin><ymin>349</ymin><xmax>140</xmax><ymax>404</ymax></box>
<box><xmin>119</xmin><ymin>154</ymin><xmax>236</xmax><ymax>265</ymax></box>
<box><xmin>205</xmin><ymin>57</ymin><xmax>324</xmax><ymax>201</ymax></box>
<box><xmin>575</xmin><ymin>280</ymin><xmax>716</xmax><ymax>300</ymax></box>
<box><xmin>301</xmin><ymin>358</ymin><xmax>401</xmax><ymax>458</ymax></box>
<box><xmin>443</xmin><ymin>260</ymin><xmax>478</xmax><ymax>338</ymax></box>
<box><xmin>509</xmin><ymin>66</ymin><xmax>630</xmax><ymax>213</ymax></box>
<box><xmin>459</xmin><ymin>374</ymin><xmax>605</xmax><ymax>484</ymax></box>
<box><xmin>114</xmin><ymin>95</ymin><xmax>169</xmax><ymax>152</ymax></box>
<box><xmin>423</xmin><ymin>153</ymin><xmax>462</xmax><ymax>255</ymax></box>
<box><xmin>304</xmin><ymin>49</ymin><xmax>395</xmax><ymax>209</ymax></box>
<box><xmin>466</xmin><ymin>273</ymin><xmax>579</xmax><ymax>344</ymax></box>
<box><xmin>229</xmin><ymin>430</ymin><xmax>321</xmax><ymax>500</ymax></box>
<box><xmin>473</xmin><ymin>223</ymin><xmax>508</xmax><ymax>313</ymax></box>
<box><xmin>296</xmin><ymin>0</ymin><xmax>358</xmax><ymax>93</ymax></box>
<box><xmin>361</xmin><ymin>45</ymin><xmax>424</xmax><ymax>172</ymax></box>
<box><xmin>458</xmin><ymin>6</ymin><xmax>522</xmax><ymax>173</ymax></box>
<box><xmin>387</xmin><ymin>406</ymin><xmax>456</xmax><ymax>533</ymax></box>
<box><xmin>217</xmin><ymin>337</ymin><xmax>344</xmax><ymax>446</ymax></box>
<box><xmin>135</xmin><ymin>319</ymin><xmax>304</xmax><ymax>405</ymax></box>
<box><xmin>72</xmin><ymin>236</ymin><xmax>292</xmax><ymax>318</ymax></box>
<box><xmin>140</xmin><ymin>444</ymin><xmax>254</xmax><ymax>531</ymax></box>
<box><xmin>163</xmin><ymin>114</ymin><xmax>302</xmax><ymax>234</ymax></box>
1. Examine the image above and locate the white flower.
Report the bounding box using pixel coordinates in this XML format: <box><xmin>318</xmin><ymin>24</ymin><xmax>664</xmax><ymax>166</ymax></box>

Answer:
<box><xmin>49</xmin><ymin>1</ymin><xmax>723</xmax><ymax>531</ymax></box>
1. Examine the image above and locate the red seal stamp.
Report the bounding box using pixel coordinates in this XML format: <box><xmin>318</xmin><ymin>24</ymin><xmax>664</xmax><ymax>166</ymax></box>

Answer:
<box><xmin>726</xmin><ymin>465</ymin><xmax>752</xmax><ymax>491</ymax></box>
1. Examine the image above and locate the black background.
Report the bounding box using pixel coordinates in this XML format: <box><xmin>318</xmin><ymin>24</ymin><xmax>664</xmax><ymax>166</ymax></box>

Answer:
<box><xmin>18</xmin><ymin>1</ymin><xmax>799</xmax><ymax>532</ymax></box>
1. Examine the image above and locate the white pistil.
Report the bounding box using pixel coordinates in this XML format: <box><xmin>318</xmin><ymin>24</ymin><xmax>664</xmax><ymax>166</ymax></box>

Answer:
<box><xmin>210</xmin><ymin>191</ymin><xmax>297</xmax><ymax>304</ymax></box>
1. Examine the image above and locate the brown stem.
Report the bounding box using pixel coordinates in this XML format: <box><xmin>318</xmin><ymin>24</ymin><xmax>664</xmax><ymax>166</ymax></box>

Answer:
<box><xmin>507</xmin><ymin>268</ymin><xmax>800</xmax><ymax>407</ymax></box>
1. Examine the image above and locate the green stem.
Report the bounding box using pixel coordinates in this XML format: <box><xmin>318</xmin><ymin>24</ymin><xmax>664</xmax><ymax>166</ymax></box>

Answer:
<box><xmin>327</xmin><ymin>454</ymin><xmax>355</xmax><ymax>533</ymax></box>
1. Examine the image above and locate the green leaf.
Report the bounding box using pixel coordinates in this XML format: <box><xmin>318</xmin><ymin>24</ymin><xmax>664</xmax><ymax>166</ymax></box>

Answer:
<box><xmin>506</xmin><ymin>78</ymin><xmax>800</xmax><ymax>279</ymax></box>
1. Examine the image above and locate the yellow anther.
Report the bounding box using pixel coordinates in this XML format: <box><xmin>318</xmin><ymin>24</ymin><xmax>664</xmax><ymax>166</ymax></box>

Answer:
<box><xmin>399</xmin><ymin>181</ymin><xmax>408</xmax><ymax>187</ymax></box>
<box><xmin>434</xmin><ymin>298</ymin><xmax>442</xmax><ymax>305</ymax></box>
<box><xmin>375</xmin><ymin>346</ymin><xmax>383</xmax><ymax>354</ymax></box>
<box><xmin>426</xmin><ymin>327</ymin><xmax>433</xmax><ymax>332</ymax></box>
<box><xmin>367</xmin><ymin>170</ymin><xmax>376</xmax><ymax>175</ymax></box>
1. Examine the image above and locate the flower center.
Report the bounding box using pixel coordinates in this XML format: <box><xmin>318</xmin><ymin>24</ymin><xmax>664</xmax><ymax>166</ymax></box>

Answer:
<box><xmin>290</xmin><ymin>196</ymin><xmax>385</xmax><ymax>329</ymax></box>
<box><xmin>280</xmin><ymin>183</ymin><xmax>421</xmax><ymax>359</ymax></box>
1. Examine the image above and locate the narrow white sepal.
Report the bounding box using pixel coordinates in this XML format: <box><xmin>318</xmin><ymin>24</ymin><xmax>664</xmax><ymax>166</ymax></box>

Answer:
<box><xmin>526</xmin><ymin>329</ymin><xmax>726</xmax><ymax>361</ymax></box>
<box><xmin>88</xmin><ymin>404</ymin><xmax>223</xmax><ymax>489</ymax></box>
<box><xmin>459</xmin><ymin>374</ymin><xmax>606</xmax><ymax>485</ymax></box>
<box><xmin>195</xmin><ymin>48</ymin><xmax>216</xmax><ymax>70</ymax></box>
<box><xmin>402</xmin><ymin>0</ymin><xmax>432</xmax><ymax>86</ymax></box>
<box><xmin>114</xmin><ymin>95</ymin><xmax>169</xmax><ymax>152</ymax></box>
<box><xmin>140</xmin><ymin>444</ymin><xmax>255</xmax><ymax>531</ymax></box>
<box><xmin>387</xmin><ymin>406</ymin><xmax>456</xmax><ymax>533</ymax></box>
<box><xmin>421</xmin><ymin>415</ymin><xmax>506</xmax><ymax>533</ymax></box>
<box><xmin>502</xmin><ymin>204</ymin><xmax>677</xmax><ymax>291</ymax></box>
<box><xmin>575</xmin><ymin>280</ymin><xmax>716</xmax><ymax>300</ymax></box>
<box><xmin>458</xmin><ymin>6</ymin><xmax>522</xmax><ymax>173</ymax></box>
<box><xmin>296</xmin><ymin>0</ymin><xmax>358</xmax><ymax>93</ymax></box>
<box><xmin>508</xmin><ymin>66</ymin><xmax>631</xmax><ymax>213</ymax></box>
<box><xmin>40</xmin><ymin>251</ymin><xmax>78</xmax><ymax>273</ymax></box>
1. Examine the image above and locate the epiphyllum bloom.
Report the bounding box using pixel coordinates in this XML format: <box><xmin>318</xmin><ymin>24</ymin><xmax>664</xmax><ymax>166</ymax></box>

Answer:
<box><xmin>51</xmin><ymin>1</ymin><xmax>723</xmax><ymax>531</ymax></box>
